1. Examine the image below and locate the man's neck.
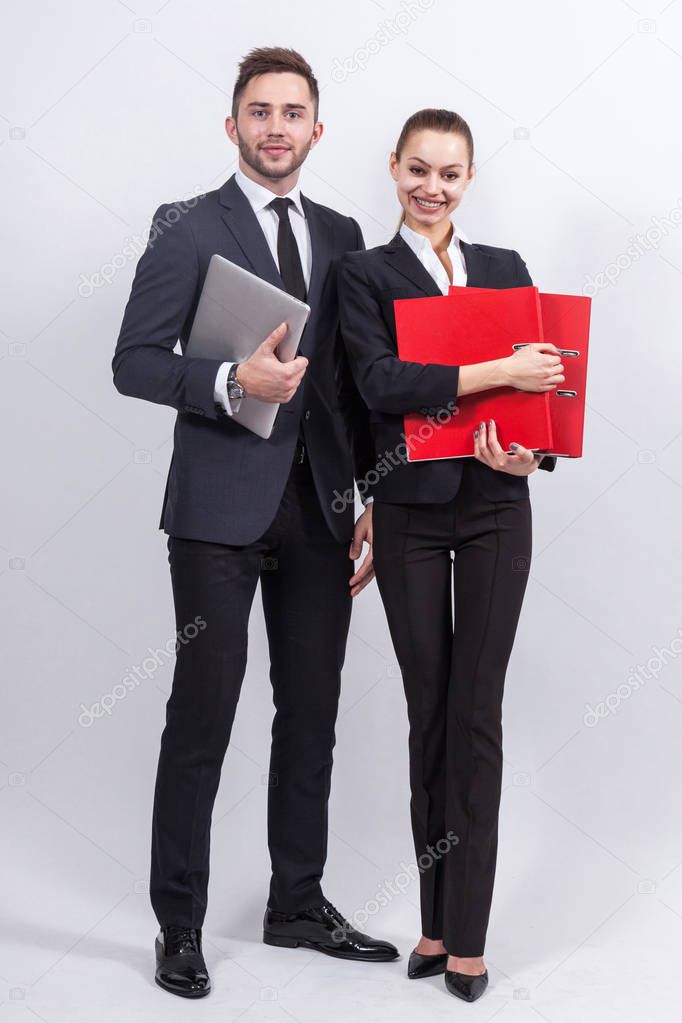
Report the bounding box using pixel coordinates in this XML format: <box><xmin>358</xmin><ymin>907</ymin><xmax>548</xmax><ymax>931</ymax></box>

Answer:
<box><xmin>238</xmin><ymin>160</ymin><xmax>300</xmax><ymax>197</ymax></box>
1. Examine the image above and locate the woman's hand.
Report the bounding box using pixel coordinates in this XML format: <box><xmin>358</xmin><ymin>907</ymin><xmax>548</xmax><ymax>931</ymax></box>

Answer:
<box><xmin>473</xmin><ymin>420</ymin><xmax>543</xmax><ymax>477</ymax></box>
<box><xmin>503</xmin><ymin>342</ymin><xmax>565</xmax><ymax>392</ymax></box>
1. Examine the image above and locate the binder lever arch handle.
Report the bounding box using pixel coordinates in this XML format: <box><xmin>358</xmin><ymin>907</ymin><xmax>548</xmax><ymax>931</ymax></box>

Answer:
<box><xmin>512</xmin><ymin>342</ymin><xmax>580</xmax><ymax>357</ymax></box>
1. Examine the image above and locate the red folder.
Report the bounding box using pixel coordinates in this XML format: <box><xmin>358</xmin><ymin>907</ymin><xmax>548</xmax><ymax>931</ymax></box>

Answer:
<box><xmin>395</xmin><ymin>286</ymin><xmax>553</xmax><ymax>460</ymax></box>
<box><xmin>534</xmin><ymin>291</ymin><xmax>591</xmax><ymax>457</ymax></box>
<box><xmin>449</xmin><ymin>286</ymin><xmax>591</xmax><ymax>457</ymax></box>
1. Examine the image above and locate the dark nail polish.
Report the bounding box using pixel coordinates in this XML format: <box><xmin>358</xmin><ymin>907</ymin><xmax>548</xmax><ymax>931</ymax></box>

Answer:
<box><xmin>474</xmin><ymin>430</ymin><xmax>479</xmax><ymax>439</ymax></box>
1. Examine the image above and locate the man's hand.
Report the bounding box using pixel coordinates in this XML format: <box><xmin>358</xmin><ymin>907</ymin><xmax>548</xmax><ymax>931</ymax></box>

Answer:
<box><xmin>349</xmin><ymin>505</ymin><xmax>375</xmax><ymax>597</ymax></box>
<box><xmin>473</xmin><ymin>419</ymin><xmax>542</xmax><ymax>476</ymax></box>
<box><xmin>236</xmin><ymin>321</ymin><xmax>308</xmax><ymax>403</ymax></box>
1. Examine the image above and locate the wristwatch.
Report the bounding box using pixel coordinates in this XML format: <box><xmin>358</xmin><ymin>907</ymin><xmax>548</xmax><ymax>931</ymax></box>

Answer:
<box><xmin>226</xmin><ymin>363</ymin><xmax>245</xmax><ymax>400</ymax></box>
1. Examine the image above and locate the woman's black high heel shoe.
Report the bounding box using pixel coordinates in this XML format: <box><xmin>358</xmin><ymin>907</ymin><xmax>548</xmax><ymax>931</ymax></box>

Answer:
<box><xmin>407</xmin><ymin>949</ymin><xmax>448</xmax><ymax>979</ymax></box>
<box><xmin>444</xmin><ymin>967</ymin><xmax>489</xmax><ymax>1002</ymax></box>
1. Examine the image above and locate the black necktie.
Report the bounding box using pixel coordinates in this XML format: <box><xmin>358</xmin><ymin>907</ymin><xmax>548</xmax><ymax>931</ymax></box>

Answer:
<box><xmin>269</xmin><ymin>197</ymin><xmax>307</xmax><ymax>302</ymax></box>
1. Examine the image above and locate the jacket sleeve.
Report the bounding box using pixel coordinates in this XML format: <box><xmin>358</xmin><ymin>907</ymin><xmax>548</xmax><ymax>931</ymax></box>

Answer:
<box><xmin>512</xmin><ymin>249</ymin><xmax>557</xmax><ymax>473</ymax></box>
<box><xmin>112</xmin><ymin>204</ymin><xmax>225</xmax><ymax>420</ymax></box>
<box><xmin>338</xmin><ymin>252</ymin><xmax>459</xmax><ymax>415</ymax></box>
<box><xmin>335</xmin><ymin>218</ymin><xmax>378</xmax><ymax>501</ymax></box>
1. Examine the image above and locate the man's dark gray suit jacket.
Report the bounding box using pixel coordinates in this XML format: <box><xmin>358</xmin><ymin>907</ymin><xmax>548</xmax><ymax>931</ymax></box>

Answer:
<box><xmin>112</xmin><ymin>174</ymin><xmax>375</xmax><ymax>546</ymax></box>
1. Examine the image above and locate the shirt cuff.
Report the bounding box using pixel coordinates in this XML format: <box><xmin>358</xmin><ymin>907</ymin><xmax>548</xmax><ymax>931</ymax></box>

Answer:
<box><xmin>214</xmin><ymin>362</ymin><xmax>242</xmax><ymax>415</ymax></box>
<box><xmin>361</xmin><ymin>495</ymin><xmax>374</xmax><ymax>506</ymax></box>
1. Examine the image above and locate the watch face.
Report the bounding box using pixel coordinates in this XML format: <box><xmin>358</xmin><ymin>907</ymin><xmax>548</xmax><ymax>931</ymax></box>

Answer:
<box><xmin>227</xmin><ymin>365</ymin><xmax>243</xmax><ymax>398</ymax></box>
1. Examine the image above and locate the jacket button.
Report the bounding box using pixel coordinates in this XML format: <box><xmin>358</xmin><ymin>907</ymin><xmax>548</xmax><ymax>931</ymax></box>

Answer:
<box><xmin>304</xmin><ymin>410</ymin><xmax>311</xmax><ymax>420</ymax></box>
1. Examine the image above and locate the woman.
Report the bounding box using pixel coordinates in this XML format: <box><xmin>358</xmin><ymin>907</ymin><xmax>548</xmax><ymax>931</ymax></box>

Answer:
<box><xmin>338</xmin><ymin>109</ymin><xmax>564</xmax><ymax>1003</ymax></box>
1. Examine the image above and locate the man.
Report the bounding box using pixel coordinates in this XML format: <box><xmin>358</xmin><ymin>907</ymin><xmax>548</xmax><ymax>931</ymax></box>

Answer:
<box><xmin>112</xmin><ymin>47</ymin><xmax>397</xmax><ymax>999</ymax></box>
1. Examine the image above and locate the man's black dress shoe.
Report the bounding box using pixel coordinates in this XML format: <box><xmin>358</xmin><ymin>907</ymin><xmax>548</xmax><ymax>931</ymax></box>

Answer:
<box><xmin>407</xmin><ymin>949</ymin><xmax>448</xmax><ymax>978</ymax></box>
<box><xmin>154</xmin><ymin>925</ymin><xmax>211</xmax><ymax>998</ymax></box>
<box><xmin>263</xmin><ymin>898</ymin><xmax>399</xmax><ymax>962</ymax></box>
<box><xmin>444</xmin><ymin>967</ymin><xmax>489</xmax><ymax>1002</ymax></box>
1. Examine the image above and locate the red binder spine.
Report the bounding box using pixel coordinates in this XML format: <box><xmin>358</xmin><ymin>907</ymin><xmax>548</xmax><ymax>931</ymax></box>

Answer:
<box><xmin>528</xmin><ymin>286</ymin><xmax>554</xmax><ymax>452</ymax></box>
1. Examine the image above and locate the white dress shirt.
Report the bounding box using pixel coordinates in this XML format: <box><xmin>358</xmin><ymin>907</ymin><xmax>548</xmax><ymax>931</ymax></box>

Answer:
<box><xmin>213</xmin><ymin>166</ymin><xmax>312</xmax><ymax>414</ymax></box>
<box><xmin>399</xmin><ymin>219</ymin><xmax>470</xmax><ymax>293</ymax></box>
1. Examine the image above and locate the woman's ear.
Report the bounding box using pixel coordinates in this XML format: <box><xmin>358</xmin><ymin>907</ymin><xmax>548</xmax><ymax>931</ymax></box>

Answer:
<box><xmin>389</xmin><ymin>151</ymin><xmax>399</xmax><ymax>181</ymax></box>
<box><xmin>459</xmin><ymin>161</ymin><xmax>475</xmax><ymax>197</ymax></box>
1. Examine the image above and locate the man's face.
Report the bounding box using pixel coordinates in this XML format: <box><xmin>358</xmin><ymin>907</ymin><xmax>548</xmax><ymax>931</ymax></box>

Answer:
<box><xmin>226</xmin><ymin>71</ymin><xmax>322</xmax><ymax>182</ymax></box>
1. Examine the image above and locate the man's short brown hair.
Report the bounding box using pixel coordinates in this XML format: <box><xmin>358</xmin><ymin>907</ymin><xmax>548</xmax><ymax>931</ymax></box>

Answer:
<box><xmin>231</xmin><ymin>46</ymin><xmax>320</xmax><ymax>122</ymax></box>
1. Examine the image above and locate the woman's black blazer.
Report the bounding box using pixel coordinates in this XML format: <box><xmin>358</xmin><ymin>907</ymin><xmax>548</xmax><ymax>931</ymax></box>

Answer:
<box><xmin>337</xmin><ymin>232</ymin><xmax>557</xmax><ymax>504</ymax></box>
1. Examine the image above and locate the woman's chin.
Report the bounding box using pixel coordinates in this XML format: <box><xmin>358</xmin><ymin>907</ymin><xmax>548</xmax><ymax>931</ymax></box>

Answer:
<box><xmin>409</xmin><ymin>211</ymin><xmax>450</xmax><ymax>228</ymax></box>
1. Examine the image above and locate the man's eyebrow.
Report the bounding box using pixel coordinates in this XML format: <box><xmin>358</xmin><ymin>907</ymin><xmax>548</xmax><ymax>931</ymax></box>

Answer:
<box><xmin>407</xmin><ymin>156</ymin><xmax>465</xmax><ymax>169</ymax></box>
<box><xmin>246</xmin><ymin>101</ymin><xmax>308</xmax><ymax>109</ymax></box>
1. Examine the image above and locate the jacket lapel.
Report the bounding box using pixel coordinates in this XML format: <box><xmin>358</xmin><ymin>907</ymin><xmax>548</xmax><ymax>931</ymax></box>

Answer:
<box><xmin>218</xmin><ymin>175</ymin><xmax>284</xmax><ymax>291</ymax></box>
<box><xmin>384</xmin><ymin>233</ymin><xmax>442</xmax><ymax>297</ymax></box>
<box><xmin>298</xmin><ymin>194</ymin><xmax>333</xmax><ymax>357</ymax></box>
<box><xmin>217</xmin><ymin>176</ymin><xmax>332</xmax><ymax>358</ymax></box>
<box><xmin>460</xmin><ymin>239</ymin><xmax>491</xmax><ymax>289</ymax></box>
<box><xmin>384</xmin><ymin>231</ymin><xmax>492</xmax><ymax>293</ymax></box>
<box><xmin>300</xmin><ymin>193</ymin><xmax>331</xmax><ymax>315</ymax></box>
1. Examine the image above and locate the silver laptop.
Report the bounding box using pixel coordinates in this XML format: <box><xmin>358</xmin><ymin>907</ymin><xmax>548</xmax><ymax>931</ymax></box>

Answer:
<box><xmin>185</xmin><ymin>254</ymin><xmax>311</xmax><ymax>438</ymax></box>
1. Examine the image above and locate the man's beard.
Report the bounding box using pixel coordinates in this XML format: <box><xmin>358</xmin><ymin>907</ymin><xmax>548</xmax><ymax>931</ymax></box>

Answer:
<box><xmin>237</xmin><ymin>133</ymin><xmax>312</xmax><ymax>180</ymax></box>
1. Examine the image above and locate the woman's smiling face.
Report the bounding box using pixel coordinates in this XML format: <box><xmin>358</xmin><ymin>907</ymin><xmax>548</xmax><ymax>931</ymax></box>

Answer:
<box><xmin>390</xmin><ymin>129</ymin><xmax>474</xmax><ymax>229</ymax></box>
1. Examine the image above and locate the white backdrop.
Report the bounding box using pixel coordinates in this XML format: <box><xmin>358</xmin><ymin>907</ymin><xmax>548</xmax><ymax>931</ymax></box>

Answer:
<box><xmin>2</xmin><ymin>1</ymin><xmax>682</xmax><ymax>1020</ymax></box>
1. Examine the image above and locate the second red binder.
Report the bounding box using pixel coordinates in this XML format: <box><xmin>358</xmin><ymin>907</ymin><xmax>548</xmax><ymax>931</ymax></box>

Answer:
<box><xmin>449</xmin><ymin>286</ymin><xmax>592</xmax><ymax>457</ymax></box>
